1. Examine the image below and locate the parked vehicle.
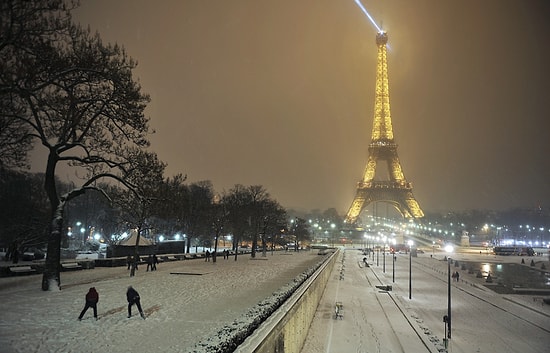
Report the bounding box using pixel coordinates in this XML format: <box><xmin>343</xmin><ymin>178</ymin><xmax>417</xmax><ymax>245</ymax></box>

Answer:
<box><xmin>493</xmin><ymin>246</ymin><xmax>534</xmax><ymax>256</ymax></box>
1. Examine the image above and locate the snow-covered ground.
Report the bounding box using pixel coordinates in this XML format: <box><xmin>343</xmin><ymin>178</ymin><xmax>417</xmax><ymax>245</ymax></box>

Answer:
<box><xmin>0</xmin><ymin>251</ymin><xmax>323</xmax><ymax>353</ymax></box>
<box><xmin>2</xmin><ymin>248</ymin><xmax>548</xmax><ymax>353</ymax></box>
<box><xmin>301</xmin><ymin>249</ymin><xmax>550</xmax><ymax>353</ymax></box>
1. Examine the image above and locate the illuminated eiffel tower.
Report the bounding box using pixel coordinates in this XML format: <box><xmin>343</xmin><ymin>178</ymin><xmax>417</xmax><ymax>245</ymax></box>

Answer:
<box><xmin>345</xmin><ymin>31</ymin><xmax>424</xmax><ymax>225</ymax></box>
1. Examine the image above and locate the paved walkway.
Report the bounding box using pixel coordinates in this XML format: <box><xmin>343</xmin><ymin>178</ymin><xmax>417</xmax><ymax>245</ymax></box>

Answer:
<box><xmin>301</xmin><ymin>248</ymin><xmax>550</xmax><ymax>353</ymax></box>
<box><xmin>301</xmin><ymin>248</ymin><xmax>439</xmax><ymax>353</ymax></box>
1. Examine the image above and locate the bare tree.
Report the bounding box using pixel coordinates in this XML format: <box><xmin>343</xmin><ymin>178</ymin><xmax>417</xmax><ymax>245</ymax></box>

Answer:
<box><xmin>0</xmin><ymin>0</ymin><xmax>77</xmax><ymax>169</ymax></box>
<box><xmin>111</xmin><ymin>150</ymin><xmax>165</xmax><ymax>277</ymax></box>
<box><xmin>183</xmin><ymin>181</ymin><xmax>215</xmax><ymax>253</ymax></box>
<box><xmin>153</xmin><ymin>173</ymin><xmax>187</xmax><ymax>241</ymax></box>
<box><xmin>223</xmin><ymin>185</ymin><xmax>286</xmax><ymax>259</ymax></box>
<box><xmin>223</xmin><ymin>184</ymin><xmax>252</xmax><ymax>261</ymax></box>
<box><xmin>0</xmin><ymin>169</ymin><xmax>49</xmax><ymax>257</ymax></box>
<box><xmin>257</xmin><ymin>199</ymin><xmax>287</xmax><ymax>257</ymax></box>
<box><xmin>247</xmin><ymin>185</ymin><xmax>271</xmax><ymax>259</ymax></box>
<box><xmin>1</xmin><ymin>1</ymin><xmax>154</xmax><ymax>290</ymax></box>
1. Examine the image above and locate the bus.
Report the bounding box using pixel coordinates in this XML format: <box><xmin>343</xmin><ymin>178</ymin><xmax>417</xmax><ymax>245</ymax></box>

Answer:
<box><xmin>492</xmin><ymin>246</ymin><xmax>534</xmax><ymax>256</ymax></box>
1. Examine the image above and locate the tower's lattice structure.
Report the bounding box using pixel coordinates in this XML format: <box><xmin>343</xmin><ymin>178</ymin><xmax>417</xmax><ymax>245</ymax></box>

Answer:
<box><xmin>345</xmin><ymin>31</ymin><xmax>424</xmax><ymax>224</ymax></box>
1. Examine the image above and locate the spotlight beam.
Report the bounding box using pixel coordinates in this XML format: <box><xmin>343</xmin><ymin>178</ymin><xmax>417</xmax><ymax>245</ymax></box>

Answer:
<box><xmin>353</xmin><ymin>0</ymin><xmax>382</xmax><ymax>33</ymax></box>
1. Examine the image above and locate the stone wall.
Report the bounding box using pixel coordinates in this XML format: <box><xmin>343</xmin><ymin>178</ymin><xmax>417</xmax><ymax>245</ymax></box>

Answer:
<box><xmin>235</xmin><ymin>250</ymin><xmax>338</xmax><ymax>353</ymax></box>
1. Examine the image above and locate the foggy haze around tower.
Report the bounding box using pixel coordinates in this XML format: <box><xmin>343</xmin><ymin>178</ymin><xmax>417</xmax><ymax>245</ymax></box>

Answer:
<box><xmin>29</xmin><ymin>0</ymin><xmax>550</xmax><ymax>214</ymax></box>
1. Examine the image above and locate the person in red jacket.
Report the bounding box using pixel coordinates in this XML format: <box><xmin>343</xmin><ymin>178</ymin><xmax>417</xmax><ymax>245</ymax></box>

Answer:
<box><xmin>78</xmin><ymin>287</ymin><xmax>99</xmax><ymax>320</ymax></box>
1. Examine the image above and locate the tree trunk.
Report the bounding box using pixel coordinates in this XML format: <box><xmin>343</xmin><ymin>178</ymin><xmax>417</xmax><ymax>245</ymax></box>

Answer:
<box><xmin>251</xmin><ymin>230</ymin><xmax>258</xmax><ymax>259</ymax></box>
<box><xmin>213</xmin><ymin>234</ymin><xmax>218</xmax><ymax>263</ymax></box>
<box><xmin>130</xmin><ymin>227</ymin><xmax>142</xmax><ymax>277</ymax></box>
<box><xmin>233</xmin><ymin>236</ymin><xmax>239</xmax><ymax>261</ymax></box>
<box><xmin>261</xmin><ymin>234</ymin><xmax>267</xmax><ymax>257</ymax></box>
<box><xmin>42</xmin><ymin>203</ymin><xmax>64</xmax><ymax>291</ymax></box>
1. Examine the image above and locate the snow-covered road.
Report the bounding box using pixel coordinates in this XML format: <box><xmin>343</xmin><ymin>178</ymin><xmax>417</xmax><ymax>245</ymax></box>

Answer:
<box><xmin>302</xmin><ymin>249</ymin><xmax>550</xmax><ymax>353</ymax></box>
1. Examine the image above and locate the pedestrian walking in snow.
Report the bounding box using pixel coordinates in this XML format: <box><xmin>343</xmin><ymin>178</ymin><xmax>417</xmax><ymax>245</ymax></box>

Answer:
<box><xmin>152</xmin><ymin>254</ymin><xmax>158</xmax><ymax>271</ymax></box>
<box><xmin>133</xmin><ymin>254</ymin><xmax>140</xmax><ymax>270</ymax></box>
<box><xmin>126</xmin><ymin>255</ymin><xmax>132</xmax><ymax>270</ymax></box>
<box><xmin>146</xmin><ymin>254</ymin><xmax>153</xmax><ymax>271</ymax></box>
<box><xmin>455</xmin><ymin>271</ymin><xmax>460</xmax><ymax>281</ymax></box>
<box><xmin>205</xmin><ymin>250</ymin><xmax>210</xmax><ymax>262</ymax></box>
<box><xmin>78</xmin><ymin>287</ymin><xmax>99</xmax><ymax>320</ymax></box>
<box><xmin>126</xmin><ymin>286</ymin><xmax>145</xmax><ymax>319</ymax></box>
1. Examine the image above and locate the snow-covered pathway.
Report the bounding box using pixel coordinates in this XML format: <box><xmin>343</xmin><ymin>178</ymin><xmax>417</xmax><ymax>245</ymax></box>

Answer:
<box><xmin>302</xmin><ymin>249</ymin><xmax>550</xmax><ymax>353</ymax></box>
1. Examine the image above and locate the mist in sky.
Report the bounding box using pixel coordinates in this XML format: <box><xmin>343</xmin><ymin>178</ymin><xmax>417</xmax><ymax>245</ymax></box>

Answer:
<box><xmin>42</xmin><ymin>0</ymin><xmax>549</xmax><ymax>215</ymax></box>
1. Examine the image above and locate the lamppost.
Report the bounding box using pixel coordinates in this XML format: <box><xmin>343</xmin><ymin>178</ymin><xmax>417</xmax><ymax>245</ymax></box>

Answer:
<box><xmin>76</xmin><ymin>222</ymin><xmax>85</xmax><ymax>247</ymax></box>
<box><xmin>376</xmin><ymin>236</ymin><xmax>380</xmax><ymax>266</ymax></box>
<box><xmin>392</xmin><ymin>250</ymin><xmax>395</xmax><ymax>282</ymax></box>
<box><xmin>383</xmin><ymin>243</ymin><xmax>386</xmax><ymax>273</ymax></box>
<box><xmin>444</xmin><ymin>256</ymin><xmax>452</xmax><ymax>348</ymax></box>
<box><xmin>407</xmin><ymin>239</ymin><xmax>413</xmax><ymax>299</ymax></box>
<box><xmin>183</xmin><ymin>234</ymin><xmax>187</xmax><ymax>253</ymax></box>
<box><xmin>371</xmin><ymin>236</ymin><xmax>375</xmax><ymax>261</ymax></box>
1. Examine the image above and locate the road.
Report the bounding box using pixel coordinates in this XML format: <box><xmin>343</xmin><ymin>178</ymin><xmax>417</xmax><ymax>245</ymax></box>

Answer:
<box><xmin>301</xmin><ymin>248</ymin><xmax>550</xmax><ymax>353</ymax></box>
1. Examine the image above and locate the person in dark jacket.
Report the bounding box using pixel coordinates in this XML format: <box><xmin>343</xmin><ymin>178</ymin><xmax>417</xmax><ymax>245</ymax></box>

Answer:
<box><xmin>78</xmin><ymin>287</ymin><xmax>99</xmax><ymax>320</ymax></box>
<box><xmin>126</xmin><ymin>286</ymin><xmax>145</xmax><ymax>319</ymax></box>
<box><xmin>152</xmin><ymin>254</ymin><xmax>158</xmax><ymax>271</ymax></box>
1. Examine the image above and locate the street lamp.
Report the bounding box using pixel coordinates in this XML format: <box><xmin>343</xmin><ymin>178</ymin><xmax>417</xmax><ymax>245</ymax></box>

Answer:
<box><xmin>407</xmin><ymin>239</ymin><xmax>413</xmax><ymax>299</ymax></box>
<box><xmin>383</xmin><ymin>242</ymin><xmax>386</xmax><ymax>273</ymax></box>
<box><xmin>376</xmin><ymin>236</ymin><xmax>380</xmax><ymax>266</ymax></box>
<box><xmin>392</xmin><ymin>250</ymin><xmax>395</xmax><ymax>282</ymax></box>
<box><xmin>444</xmin><ymin>255</ymin><xmax>452</xmax><ymax>348</ymax></box>
<box><xmin>331</xmin><ymin>223</ymin><xmax>336</xmax><ymax>247</ymax></box>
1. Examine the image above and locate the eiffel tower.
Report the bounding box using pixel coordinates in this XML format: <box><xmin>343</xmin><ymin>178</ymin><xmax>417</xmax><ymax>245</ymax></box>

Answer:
<box><xmin>345</xmin><ymin>31</ymin><xmax>424</xmax><ymax>225</ymax></box>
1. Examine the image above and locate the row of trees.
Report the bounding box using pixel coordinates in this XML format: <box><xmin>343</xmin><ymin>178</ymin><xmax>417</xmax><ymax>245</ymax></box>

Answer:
<box><xmin>0</xmin><ymin>1</ymin><xmax>309</xmax><ymax>290</ymax></box>
<box><xmin>0</xmin><ymin>168</ymin><xmax>311</xmax><ymax>264</ymax></box>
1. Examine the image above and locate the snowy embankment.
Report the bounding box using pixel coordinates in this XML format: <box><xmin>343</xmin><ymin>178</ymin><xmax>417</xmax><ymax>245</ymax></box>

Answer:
<box><xmin>189</xmin><ymin>257</ymin><xmax>326</xmax><ymax>353</ymax></box>
<box><xmin>0</xmin><ymin>251</ymin><xmax>326</xmax><ymax>353</ymax></box>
